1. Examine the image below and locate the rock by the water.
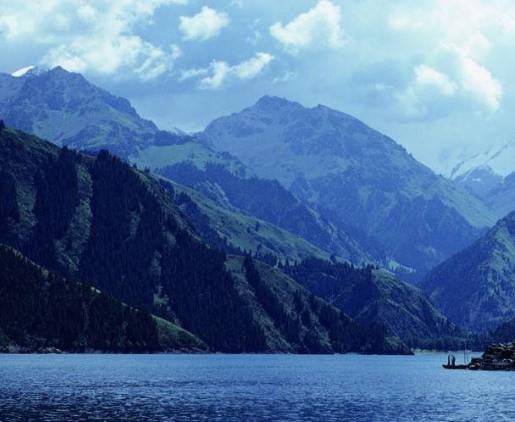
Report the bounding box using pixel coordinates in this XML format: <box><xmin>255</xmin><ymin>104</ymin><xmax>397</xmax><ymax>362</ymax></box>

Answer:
<box><xmin>465</xmin><ymin>342</ymin><xmax>515</xmax><ymax>371</ymax></box>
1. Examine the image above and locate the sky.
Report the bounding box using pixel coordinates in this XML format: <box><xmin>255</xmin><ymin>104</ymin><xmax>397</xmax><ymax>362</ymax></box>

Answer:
<box><xmin>1</xmin><ymin>0</ymin><xmax>515</xmax><ymax>175</ymax></box>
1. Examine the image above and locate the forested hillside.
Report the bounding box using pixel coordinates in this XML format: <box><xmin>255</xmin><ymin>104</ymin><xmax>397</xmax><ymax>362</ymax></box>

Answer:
<box><xmin>285</xmin><ymin>258</ymin><xmax>463</xmax><ymax>348</ymax></box>
<box><xmin>0</xmin><ymin>125</ymin><xmax>406</xmax><ymax>354</ymax></box>
<box><xmin>0</xmin><ymin>244</ymin><xmax>205</xmax><ymax>353</ymax></box>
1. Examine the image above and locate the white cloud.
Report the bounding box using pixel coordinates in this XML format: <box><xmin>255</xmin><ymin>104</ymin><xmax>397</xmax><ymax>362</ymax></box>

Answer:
<box><xmin>270</xmin><ymin>0</ymin><xmax>344</xmax><ymax>53</ymax></box>
<box><xmin>199</xmin><ymin>61</ymin><xmax>230</xmax><ymax>89</ymax></box>
<box><xmin>0</xmin><ymin>0</ymin><xmax>185</xmax><ymax>80</ymax></box>
<box><xmin>181</xmin><ymin>52</ymin><xmax>273</xmax><ymax>90</ymax></box>
<box><xmin>398</xmin><ymin>57</ymin><xmax>502</xmax><ymax>118</ymax></box>
<box><xmin>390</xmin><ymin>0</ymin><xmax>507</xmax><ymax>116</ymax></box>
<box><xmin>272</xmin><ymin>71</ymin><xmax>298</xmax><ymax>85</ymax></box>
<box><xmin>459</xmin><ymin>56</ymin><xmax>502</xmax><ymax>112</ymax></box>
<box><xmin>232</xmin><ymin>52</ymin><xmax>274</xmax><ymax>79</ymax></box>
<box><xmin>179</xmin><ymin>7</ymin><xmax>229</xmax><ymax>41</ymax></box>
<box><xmin>414</xmin><ymin>65</ymin><xmax>457</xmax><ymax>96</ymax></box>
<box><xmin>179</xmin><ymin>67</ymin><xmax>208</xmax><ymax>82</ymax></box>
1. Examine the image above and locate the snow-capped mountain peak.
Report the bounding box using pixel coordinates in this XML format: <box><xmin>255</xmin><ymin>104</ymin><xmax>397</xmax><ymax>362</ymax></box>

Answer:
<box><xmin>450</xmin><ymin>136</ymin><xmax>515</xmax><ymax>180</ymax></box>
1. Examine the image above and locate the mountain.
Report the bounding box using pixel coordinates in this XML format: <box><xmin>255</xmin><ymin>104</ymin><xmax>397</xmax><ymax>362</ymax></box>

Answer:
<box><xmin>460</xmin><ymin>169</ymin><xmax>515</xmax><ymax>221</ymax></box>
<box><xmin>451</xmin><ymin>139</ymin><xmax>515</xmax><ymax>220</ymax></box>
<box><xmin>454</xmin><ymin>166</ymin><xmax>504</xmax><ymax>200</ymax></box>
<box><xmin>0</xmin><ymin>244</ymin><xmax>205</xmax><ymax>353</ymax></box>
<box><xmin>284</xmin><ymin>258</ymin><xmax>462</xmax><ymax>348</ymax></box>
<box><xmin>422</xmin><ymin>211</ymin><xmax>515</xmax><ymax>331</ymax></box>
<box><xmin>0</xmin><ymin>66</ymin><xmax>157</xmax><ymax>157</ymax></box>
<box><xmin>0</xmin><ymin>67</ymin><xmax>374</xmax><ymax>266</ymax></box>
<box><xmin>454</xmin><ymin>166</ymin><xmax>515</xmax><ymax>221</ymax></box>
<box><xmin>0</xmin><ymin>124</ymin><xmax>406</xmax><ymax>354</ymax></box>
<box><xmin>200</xmin><ymin>96</ymin><xmax>494</xmax><ymax>280</ymax></box>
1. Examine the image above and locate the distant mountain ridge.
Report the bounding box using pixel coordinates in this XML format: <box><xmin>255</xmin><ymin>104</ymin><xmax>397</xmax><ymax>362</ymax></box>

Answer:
<box><xmin>200</xmin><ymin>96</ymin><xmax>494</xmax><ymax>279</ymax></box>
<box><xmin>450</xmin><ymin>137</ymin><xmax>515</xmax><ymax>219</ymax></box>
<box><xmin>450</xmin><ymin>137</ymin><xmax>515</xmax><ymax>180</ymax></box>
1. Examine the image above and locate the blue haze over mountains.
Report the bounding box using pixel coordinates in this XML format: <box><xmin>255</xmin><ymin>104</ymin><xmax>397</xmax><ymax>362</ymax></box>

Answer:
<box><xmin>2</xmin><ymin>66</ymin><xmax>515</xmax><ymax>350</ymax></box>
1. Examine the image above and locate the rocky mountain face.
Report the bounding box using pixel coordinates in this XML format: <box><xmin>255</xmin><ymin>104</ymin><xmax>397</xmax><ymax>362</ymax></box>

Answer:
<box><xmin>422</xmin><ymin>211</ymin><xmax>515</xmax><ymax>331</ymax></box>
<box><xmin>0</xmin><ymin>67</ymin><xmax>157</xmax><ymax>157</ymax></box>
<box><xmin>200</xmin><ymin>96</ymin><xmax>494</xmax><ymax>280</ymax></box>
<box><xmin>0</xmin><ymin>244</ymin><xmax>206</xmax><ymax>353</ymax></box>
<box><xmin>0</xmin><ymin>125</ymin><xmax>407</xmax><ymax>354</ymax></box>
<box><xmin>284</xmin><ymin>258</ymin><xmax>462</xmax><ymax>349</ymax></box>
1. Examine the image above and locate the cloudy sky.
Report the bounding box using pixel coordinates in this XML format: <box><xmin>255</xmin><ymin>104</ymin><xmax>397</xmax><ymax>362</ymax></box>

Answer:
<box><xmin>1</xmin><ymin>0</ymin><xmax>515</xmax><ymax>174</ymax></box>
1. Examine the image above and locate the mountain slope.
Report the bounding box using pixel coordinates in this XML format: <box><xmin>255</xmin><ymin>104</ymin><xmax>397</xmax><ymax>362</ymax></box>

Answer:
<box><xmin>154</xmin><ymin>160</ymin><xmax>373</xmax><ymax>264</ymax></box>
<box><xmin>200</xmin><ymin>96</ymin><xmax>494</xmax><ymax>279</ymax></box>
<box><xmin>166</xmin><ymin>180</ymin><xmax>332</xmax><ymax>263</ymax></box>
<box><xmin>0</xmin><ymin>244</ymin><xmax>205</xmax><ymax>353</ymax></box>
<box><xmin>0</xmin><ymin>125</ymin><xmax>404</xmax><ymax>354</ymax></box>
<box><xmin>225</xmin><ymin>256</ymin><xmax>408</xmax><ymax>354</ymax></box>
<box><xmin>284</xmin><ymin>258</ymin><xmax>461</xmax><ymax>348</ymax></box>
<box><xmin>422</xmin><ymin>211</ymin><xmax>515</xmax><ymax>331</ymax></box>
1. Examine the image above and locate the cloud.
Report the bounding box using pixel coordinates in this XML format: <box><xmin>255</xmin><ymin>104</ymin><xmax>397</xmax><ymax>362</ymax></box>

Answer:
<box><xmin>397</xmin><ymin>57</ymin><xmax>502</xmax><ymax>119</ymax></box>
<box><xmin>389</xmin><ymin>0</ymin><xmax>507</xmax><ymax>117</ymax></box>
<box><xmin>414</xmin><ymin>65</ymin><xmax>457</xmax><ymax>96</ymax></box>
<box><xmin>459</xmin><ymin>56</ymin><xmax>502</xmax><ymax>112</ymax></box>
<box><xmin>179</xmin><ymin>6</ymin><xmax>229</xmax><ymax>41</ymax></box>
<box><xmin>0</xmin><ymin>0</ymin><xmax>185</xmax><ymax>80</ymax></box>
<box><xmin>272</xmin><ymin>71</ymin><xmax>298</xmax><ymax>85</ymax></box>
<box><xmin>181</xmin><ymin>52</ymin><xmax>273</xmax><ymax>89</ymax></box>
<box><xmin>270</xmin><ymin>0</ymin><xmax>344</xmax><ymax>53</ymax></box>
<box><xmin>199</xmin><ymin>61</ymin><xmax>230</xmax><ymax>89</ymax></box>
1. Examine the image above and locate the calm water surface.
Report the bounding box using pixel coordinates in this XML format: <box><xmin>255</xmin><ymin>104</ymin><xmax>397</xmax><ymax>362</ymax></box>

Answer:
<box><xmin>0</xmin><ymin>353</ymin><xmax>512</xmax><ymax>421</ymax></box>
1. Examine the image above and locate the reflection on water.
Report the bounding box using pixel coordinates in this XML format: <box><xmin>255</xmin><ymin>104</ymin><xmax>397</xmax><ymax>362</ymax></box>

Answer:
<box><xmin>0</xmin><ymin>353</ymin><xmax>513</xmax><ymax>421</ymax></box>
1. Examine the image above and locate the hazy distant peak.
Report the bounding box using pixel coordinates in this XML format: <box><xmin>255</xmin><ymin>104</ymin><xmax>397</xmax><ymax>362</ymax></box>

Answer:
<box><xmin>254</xmin><ymin>95</ymin><xmax>301</xmax><ymax>111</ymax></box>
<box><xmin>451</xmin><ymin>138</ymin><xmax>515</xmax><ymax>180</ymax></box>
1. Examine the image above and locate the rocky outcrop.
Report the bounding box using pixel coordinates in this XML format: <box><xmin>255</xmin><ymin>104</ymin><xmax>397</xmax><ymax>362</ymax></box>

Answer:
<box><xmin>464</xmin><ymin>343</ymin><xmax>515</xmax><ymax>371</ymax></box>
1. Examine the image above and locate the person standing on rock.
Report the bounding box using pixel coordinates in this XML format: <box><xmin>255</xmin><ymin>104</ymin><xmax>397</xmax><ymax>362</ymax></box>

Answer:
<box><xmin>451</xmin><ymin>355</ymin><xmax>456</xmax><ymax>367</ymax></box>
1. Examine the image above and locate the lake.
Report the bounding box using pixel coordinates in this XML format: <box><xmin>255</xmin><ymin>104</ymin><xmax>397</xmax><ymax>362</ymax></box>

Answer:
<box><xmin>0</xmin><ymin>353</ymin><xmax>513</xmax><ymax>421</ymax></box>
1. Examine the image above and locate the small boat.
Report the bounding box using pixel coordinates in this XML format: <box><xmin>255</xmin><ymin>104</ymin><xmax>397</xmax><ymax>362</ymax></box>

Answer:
<box><xmin>442</xmin><ymin>364</ymin><xmax>469</xmax><ymax>370</ymax></box>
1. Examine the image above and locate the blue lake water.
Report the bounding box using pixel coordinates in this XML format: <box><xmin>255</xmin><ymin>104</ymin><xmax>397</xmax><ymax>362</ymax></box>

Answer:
<box><xmin>0</xmin><ymin>353</ymin><xmax>513</xmax><ymax>421</ymax></box>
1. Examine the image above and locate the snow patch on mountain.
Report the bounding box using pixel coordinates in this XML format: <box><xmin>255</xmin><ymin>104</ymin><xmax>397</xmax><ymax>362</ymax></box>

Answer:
<box><xmin>10</xmin><ymin>65</ymin><xmax>49</xmax><ymax>78</ymax></box>
<box><xmin>11</xmin><ymin>65</ymin><xmax>35</xmax><ymax>77</ymax></box>
<box><xmin>450</xmin><ymin>137</ymin><xmax>515</xmax><ymax>179</ymax></box>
